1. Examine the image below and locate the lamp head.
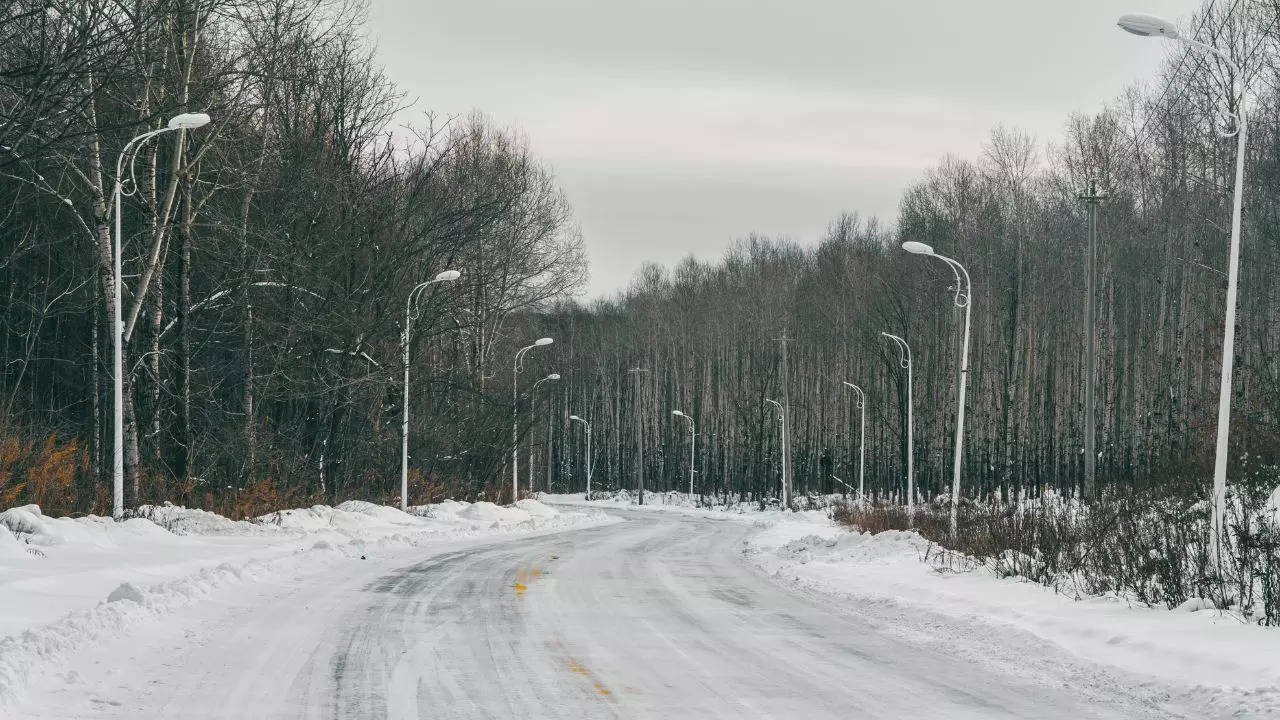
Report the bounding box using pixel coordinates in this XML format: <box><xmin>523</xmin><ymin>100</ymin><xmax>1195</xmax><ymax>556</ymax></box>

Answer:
<box><xmin>569</xmin><ymin>414</ymin><xmax>581</xmax><ymax>421</ymax></box>
<box><xmin>901</xmin><ymin>241</ymin><xmax>934</xmax><ymax>255</ymax></box>
<box><xmin>535</xmin><ymin>337</ymin><xmax>553</xmax><ymax>346</ymax></box>
<box><xmin>1117</xmin><ymin>13</ymin><xmax>1179</xmax><ymax>39</ymax></box>
<box><xmin>546</xmin><ymin>373</ymin><xmax>560</xmax><ymax>381</ymax></box>
<box><xmin>672</xmin><ymin>410</ymin><xmax>684</xmax><ymax>417</ymax></box>
<box><xmin>434</xmin><ymin>269</ymin><xmax>461</xmax><ymax>282</ymax></box>
<box><xmin>167</xmin><ymin>112</ymin><xmax>211</xmax><ymax>129</ymax></box>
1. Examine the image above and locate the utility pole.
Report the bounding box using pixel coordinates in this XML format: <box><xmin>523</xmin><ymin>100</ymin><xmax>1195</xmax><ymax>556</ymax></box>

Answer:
<box><xmin>775</xmin><ymin>332</ymin><xmax>792</xmax><ymax>509</ymax></box>
<box><xmin>629</xmin><ymin>367</ymin><xmax>648</xmax><ymax>505</ymax></box>
<box><xmin>1078</xmin><ymin>179</ymin><xmax>1106</xmax><ymax>500</ymax></box>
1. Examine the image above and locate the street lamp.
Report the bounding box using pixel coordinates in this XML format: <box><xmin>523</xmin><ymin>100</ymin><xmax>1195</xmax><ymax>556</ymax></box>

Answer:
<box><xmin>671</xmin><ymin>410</ymin><xmax>696</xmax><ymax>497</ymax></box>
<box><xmin>841</xmin><ymin>382</ymin><xmax>867</xmax><ymax>505</ymax></box>
<box><xmin>512</xmin><ymin>338</ymin><xmax>553</xmax><ymax>503</ymax></box>
<box><xmin>764</xmin><ymin>398</ymin><xmax>788</xmax><ymax>508</ymax></box>
<box><xmin>881</xmin><ymin>332</ymin><xmax>914</xmax><ymax>522</ymax></box>
<box><xmin>112</xmin><ymin>112</ymin><xmax>211</xmax><ymax>520</ymax></box>
<box><xmin>528</xmin><ymin>373</ymin><xmax>560</xmax><ymax>494</ymax></box>
<box><xmin>1119</xmin><ymin>12</ymin><xmax>1247</xmax><ymax>565</ymax></box>
<box><xmin>569</xmin><ymin>414</ymin><xmax>592</xmax><ymax>498</ymax></box>
<box><xmin>401</xmin><ymin>269</ymin><xmax>461</xmax><ymax>511</ymax></box>
<box><xmin>903</xmin><ymin>240</ymin><xmax>971</xmax><ymax>537</ymax></box>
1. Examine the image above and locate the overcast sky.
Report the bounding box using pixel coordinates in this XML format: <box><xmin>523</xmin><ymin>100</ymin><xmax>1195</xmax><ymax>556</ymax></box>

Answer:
<box><xmin>367</xmin><ymin>0</ymin><xmax>1201</xmax><ymax>298</ymax></box>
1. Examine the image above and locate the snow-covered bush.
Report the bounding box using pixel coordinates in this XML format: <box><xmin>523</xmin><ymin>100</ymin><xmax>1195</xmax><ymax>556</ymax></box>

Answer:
<box><xmin>832</xmin><ymin>482</ymin><xmax>1280</xmax><ymax>625</ymax></box>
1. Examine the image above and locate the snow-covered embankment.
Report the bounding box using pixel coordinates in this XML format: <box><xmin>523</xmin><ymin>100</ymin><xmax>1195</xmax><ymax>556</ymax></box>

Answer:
<box><xmin>0</xmin><ymin>498</ymin><xmax>612</xmax><ymax>706</ymax></box>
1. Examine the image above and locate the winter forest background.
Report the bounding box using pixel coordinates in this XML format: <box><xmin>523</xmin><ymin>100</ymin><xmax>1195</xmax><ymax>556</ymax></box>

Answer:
<box><xmin>3</xmin><ymin>0</ymin><xmax>1280</xmax><ymax>521</ymax></box>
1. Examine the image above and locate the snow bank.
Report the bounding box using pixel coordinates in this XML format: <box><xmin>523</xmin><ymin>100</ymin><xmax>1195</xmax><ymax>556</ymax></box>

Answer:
<box><xmin>742</xmin><ymin>513</ymin><xmax>1280</xmax><ymax>716</ymax></box>
<box><xmin>0</xmin><ymin>498</ymin><xmax>612</xmax><ymax>707</ymax></box>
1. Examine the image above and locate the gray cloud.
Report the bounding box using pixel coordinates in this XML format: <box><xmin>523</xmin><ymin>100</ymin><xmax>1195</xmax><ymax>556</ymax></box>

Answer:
<box><xmin>369</xmin><ymin>0</ymin><xmax>1200</xmax><ymax>297</ymax></box>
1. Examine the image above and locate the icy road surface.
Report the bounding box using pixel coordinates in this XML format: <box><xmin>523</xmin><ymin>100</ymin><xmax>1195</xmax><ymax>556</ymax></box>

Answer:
<box><xmin>22</xmin><ymin>511</ymin><xmax>1184</xmax><ymax>719</ymax></box>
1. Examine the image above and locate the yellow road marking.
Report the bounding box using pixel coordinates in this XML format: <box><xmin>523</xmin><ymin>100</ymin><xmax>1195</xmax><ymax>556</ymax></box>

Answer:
<box><xmin>564</xmin><ymin>657</ymin><xmax>613</xmax><ymax>699</ymax></box>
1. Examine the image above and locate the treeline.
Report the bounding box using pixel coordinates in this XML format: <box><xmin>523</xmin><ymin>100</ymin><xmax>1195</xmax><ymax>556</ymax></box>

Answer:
<box><xmin>0</xmin><ymin>0</ymin><xmax>583</xmax><ymax>515</ymax></box>
<box><xmin>529</xmin><ymin>1</ymin><xmax>1280</xmax><ymax>506</ymax></box>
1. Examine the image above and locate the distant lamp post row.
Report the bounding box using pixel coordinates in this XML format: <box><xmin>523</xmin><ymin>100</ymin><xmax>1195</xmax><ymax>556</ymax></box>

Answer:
<box><xmin>512</xmin><ymin>338</ymin><xmax>553</xmax><ymax>502</ymax></box>
<box><xmin>1118</xmin><ymin>10</ymin><xmax>1248</xmax><ymax>569</ymax></box>
<box><xmin>400</xmin><ymin>269</ymin><xmax>461</xmax><ymax>511</ymax></box>
<box><xmin>113</xmin><ymin>113</ymin><xmax>212</xmax><ymax>520</ymax></box>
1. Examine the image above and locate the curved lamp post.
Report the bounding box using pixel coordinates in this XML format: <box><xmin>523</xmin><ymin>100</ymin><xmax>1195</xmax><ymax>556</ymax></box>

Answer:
<box><xmin>1119</xmin><ymin>12</ymin><xmax>1247</xmax><ymax>565</ymax></box>
<box><xmin>401</xmin><ymin>269</ymin><xmax>461</xmax><ymax>511</ymax></box>
<box><xmin>903</xmin><ymin>240</ymin><xmax>971</xmax><ymax>538</ymax></box>
<box><xmin>841</xmin><ymin>381</ymin><xmax>867</xmax><ymax>505</ymax></box>
<box><xmin>512</xmin><ymin>338</ymin><xmax>553</xmax><ymax>503</ymax></box>
<box><xmin>569</xmin><ymin>414</ymin><xmax>591</xmax><ymax>498</ymax></box>
<box><xmin>113</xmin><ymin>112</ymin><xmax>211</xmax><ymax>520</ymax></box>
<box><xmin>764</xmin><ymin>398</ymin><xmax>788</xmax><ymax>508</ymax></box>
<box><xmin>881</xmin><ymin>332</ymin><xmax>914</xmax><ymax>522</ymax></box>
<box><xmin>528</xmin><ymin>373</ymin><xmax>560</xmax><ymax>494</ymax></box>
<box><xmin>671</xmin><ymin>410</ymin><xmax>696</xmax><ymax>497</ymax></box>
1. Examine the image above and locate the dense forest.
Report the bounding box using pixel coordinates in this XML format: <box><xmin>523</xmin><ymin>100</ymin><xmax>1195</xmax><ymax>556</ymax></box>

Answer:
<box><xmin>3</xmin><ymin>0</ymin><xmax>1280</xmax><ymax>521</ymax></box>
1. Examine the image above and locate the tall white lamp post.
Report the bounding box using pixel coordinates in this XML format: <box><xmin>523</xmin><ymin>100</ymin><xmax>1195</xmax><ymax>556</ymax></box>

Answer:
<box><xmin>512</xmin><ymin>338</ymin><xmax>553</xmax><ymax>503</ymax></box>
<box><xmin>903</xmin><ymin>240</ymin><xmax>971</xmax><ymax>537</ymax></box>
<box><xmin>113</xmin><ymin>112</ymin><xmax>211</xmax><ymax>520</ymax></box>
<box><xmin>1118</xmin><ymin>10</ymin><xmax>1249</xmax><ymax>570</ymax></box>
<box><xmin>671</xmin><ymin>410</ymin><xmax>696</xmax><ymax>497</ymax></box>
<box><xmin>881</xmin><ymin>332</ymin><xmax>914</xmax><ymax>521</ymax></box>
<box><xmin>569</xmin><ymin>414</ymin><xmax>591</xmax><ymax>498</ymax></box>
<box><xmin>841</xmin><ymin>381</ymin><xmax>866</xmax><ymax>504</ymax></box>
<box><xmin>401</xmin><ymin>269</ymin><xmax>461</xmax><ymax>511</ymax></box>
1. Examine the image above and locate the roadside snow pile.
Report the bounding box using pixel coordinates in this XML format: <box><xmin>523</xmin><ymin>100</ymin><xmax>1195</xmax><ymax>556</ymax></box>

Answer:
<box><xmin>1</xmin><ymin>504</ymin><xmax>171</xmax><ymax>548</ymax></box>
<box><xmin>743</xmin><ymin>513</ymin><xmax>1280</xmax><ymax>716</ymax></box>
<box><xmin>0</xmin><ymin>498</ymin><xmax>612</xmax><ymax>707</ymax></box>
<box><xmin>136</xmin><ymin>503</ymin><xmax>267</xmax><ymax>536</ymax></box>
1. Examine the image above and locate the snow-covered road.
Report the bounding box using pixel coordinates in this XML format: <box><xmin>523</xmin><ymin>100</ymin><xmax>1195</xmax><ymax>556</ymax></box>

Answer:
<box><xmin>18</xmin><ymin>510</ymin><xmax>1186</xmax><ymax>719</ymax></box>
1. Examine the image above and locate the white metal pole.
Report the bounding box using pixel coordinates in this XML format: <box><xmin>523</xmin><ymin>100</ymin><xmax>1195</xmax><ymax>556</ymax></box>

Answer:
<box><xmin>765</xmin><ymin>399</ymin><xmax>785</xmax><ymax>507</ymax></box>
<box><xmin>511</xmin><ymin>340</ymin><xmax>551</xmax><ymax>503</ymax></box>
<box><xmin>527</xmin><ymin>375</ymin><xmax>556</xmax><ymax>495</ymax></box>
<box><xmin>1199</xmin><ymin>44</ymin><xmax>1247</xmax><ymax>567</ymax></box>
<box><xmin>690</xmin><ymin>418</ymin><xmax>696</xmax><ymax>498</ymax></box>
<box><xmin>401</xmin><ymin>314</ymin><xmax>410</xmax><ymax>511</ymax></box>
<box><xmin>113</xmin><ymin>128</ymin><xmax>167</xmax><ymax>521</ymax></box>
<box><xmin>859</xmin><ymin>397</ymin><xmax>866</xmax><ymax>502</ymax></box>
<box><xmin>585</xmin><ymin>421</ymin><xmax>592</xmax><ymax>497</ymax></box>
<box><xmin>882</xmin><ymin>334</ymin><xmax>913</xmax><ymax>522</ymax></box>
<box><xmin>112</xmin><ymin>161</ymin><xmax>125</xmax><ymax>520</ymax></box>
<box><xmin>512</xmin><ymin>352</ymin><xmax>524</xmax><ymax>503</ymax></box>
<box><xmin>951</xmin><ymin>293</ymin><xmax>971</xmax><ymax>537</ymax></box>
<box><xmin>843</xmin><ymin>382</ymin><xmax>866</xmax><ymax>505</ymax></box>
<box><xmin>906</xmin><ymin>351</ymin><xmax>914</xmax><ymax>521</ymax></box>
<box><xmin>400</xmin><ymin>273</ymin><xmax>458</xmax><ymax>512</ymax></box>
<box><xmin>902</xmin><ymin>246</ymin><xmax>971</xmax><ymax>537</ymax></box>
<box><xmin>1117</xmin><ymin>11</ymin><xmax>1251</xmax><ymax>586</ymax></box>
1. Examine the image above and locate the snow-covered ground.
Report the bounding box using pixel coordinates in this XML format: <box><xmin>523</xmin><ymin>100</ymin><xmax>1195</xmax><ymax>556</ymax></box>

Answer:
<box><xmin>543</xmin><ymin>492</ymin><xmax>1280</xmax><ymax>717</ymax></box>
<box><xmin>5</xmin><ymin>490</ymin><xmax>1276</xmax><ymax>717</ymax></box>
<box><xmin>0</xmin><ymin>498</ymin><xmax>612</xmax><ymax>708</ymax></box>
